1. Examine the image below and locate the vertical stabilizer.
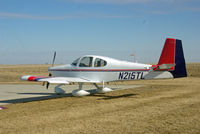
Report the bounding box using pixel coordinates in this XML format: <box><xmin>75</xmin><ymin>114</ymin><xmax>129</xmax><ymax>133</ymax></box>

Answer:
<box><xmin>157</xmin><ymin>38</ymin><xmax>187</xmax><ymax>78</ymax></box>
<box><xmin>158</xmin><ymin>38</ymin><xmax>175</xmax><ymax>68</ymax></box>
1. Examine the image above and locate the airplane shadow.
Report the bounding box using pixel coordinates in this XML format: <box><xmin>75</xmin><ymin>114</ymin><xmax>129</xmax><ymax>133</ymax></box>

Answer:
<box><xmin>0</xmin><ymin>89</ymin><xmax>137</xmax><ymax>105</ymax></box>
<box><xmin>87</xmin><ymin>89</ymin><xmax>138</xmax><ymax>100</ymax></box>
<box><xmin>90</xmin><ymin>93</ymin><xmax>137</xmax><ymax>100</ymax></box>
<box><xmin>17</xmin><ymin>92</ymin><xmax>54</xmax><ymax>95</ymax></box>
<box><xmin>0</xmin><ymin>92</ymin><xmax>72</xmax><ymax>105</ymax></box>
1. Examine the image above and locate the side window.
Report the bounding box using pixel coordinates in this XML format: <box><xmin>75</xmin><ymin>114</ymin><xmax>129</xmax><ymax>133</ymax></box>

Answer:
<box><xmin>94</xmin><ymin>58</ymin><xmax>107</xmax><ymax>67</ymax></box>
<box><xmin>79</xmin><ymin>57</ymin><xmax>93</xmax><ymax>67</ymax></box>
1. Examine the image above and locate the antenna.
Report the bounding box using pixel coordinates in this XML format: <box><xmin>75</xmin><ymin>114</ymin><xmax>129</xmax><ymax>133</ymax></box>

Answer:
<box><xmin>130</xmin><ymin>53</ymin><xmax>136</xmax><ymax>62</ymax></box>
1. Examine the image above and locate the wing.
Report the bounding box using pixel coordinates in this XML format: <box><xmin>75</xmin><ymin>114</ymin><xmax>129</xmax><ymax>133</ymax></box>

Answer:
<box><xmin>20</xmin><ymin>75</ymin><xmax>99</xmax><ymax>84</ymax></box>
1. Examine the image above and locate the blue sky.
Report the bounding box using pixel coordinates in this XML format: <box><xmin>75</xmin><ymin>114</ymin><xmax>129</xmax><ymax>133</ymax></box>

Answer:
<box><xmin>0</xmin><ymin>0</ymin><xmax>200</xmax><ymax>64</ymax></box>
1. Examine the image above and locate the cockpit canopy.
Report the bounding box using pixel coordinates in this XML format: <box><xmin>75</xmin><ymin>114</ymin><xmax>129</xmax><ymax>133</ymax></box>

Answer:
<box><xmin>71</xmin><ymin>56</ymin><xmax>107</xmax><ymax>67</ymax></box>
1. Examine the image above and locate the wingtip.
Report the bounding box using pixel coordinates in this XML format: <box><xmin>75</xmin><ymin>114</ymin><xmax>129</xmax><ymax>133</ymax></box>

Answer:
<box><xmin>20</xmin><ymin>75</ymin><xmax>31</xmax><ymax>81</ymax></box>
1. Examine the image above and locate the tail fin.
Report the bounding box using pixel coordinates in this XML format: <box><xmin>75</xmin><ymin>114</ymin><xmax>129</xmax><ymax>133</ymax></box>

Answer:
<box><xmin>156</xmin><ymin>38</ymin><xmax>187</xmax><ymax>78</ymax></box>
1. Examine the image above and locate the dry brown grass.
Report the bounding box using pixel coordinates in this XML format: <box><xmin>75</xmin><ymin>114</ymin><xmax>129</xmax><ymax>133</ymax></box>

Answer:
<box><xmin>0</xmin><ymin>63</ymin><xmax>200</xmax><ymax>134</ymax></box>
<box><xmin>187</xmin><ymin>63</ymin><xmax>200</xmax><ymax>77</ymax></box>
<box><xmin>0</xmin><ymin>65</ymin><xmax>51</xmax><ymax>84</ymax></box>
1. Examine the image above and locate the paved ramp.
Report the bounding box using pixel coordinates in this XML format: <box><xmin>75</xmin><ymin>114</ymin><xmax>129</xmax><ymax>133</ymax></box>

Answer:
<box><xmin>0</xmin><ymin>84</ymin><xmax>142</xmax><ymax>105</ymax></box>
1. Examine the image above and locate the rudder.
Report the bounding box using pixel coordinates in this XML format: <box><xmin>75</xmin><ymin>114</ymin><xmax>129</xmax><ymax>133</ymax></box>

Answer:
<box><xmin>170</xmin><ymin>39</ymin><xmax>187</xmax><ymax>78</ymax></box>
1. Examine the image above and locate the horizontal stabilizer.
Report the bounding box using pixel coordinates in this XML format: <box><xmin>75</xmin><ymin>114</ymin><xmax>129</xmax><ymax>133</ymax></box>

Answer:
<box><xmin>154</xmin><ymin>64</ymin><xmax>175</xmax><ymax>71</ymax></box>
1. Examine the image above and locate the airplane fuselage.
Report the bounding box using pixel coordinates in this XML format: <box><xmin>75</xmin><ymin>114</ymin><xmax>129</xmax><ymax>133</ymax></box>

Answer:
<box><xmin>48</xmin><ymin>55</ymin><xmax>172</xmax><ymax>83</ymax></box>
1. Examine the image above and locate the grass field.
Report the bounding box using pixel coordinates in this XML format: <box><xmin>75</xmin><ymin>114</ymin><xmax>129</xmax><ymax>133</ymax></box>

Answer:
<box><xmin>0</xmin><ymin>63</ymin><xmax>200</xmax><ymax>134</ymax></box>
<box><xmin>0</xmin><ymin>65</ymin><xmax>51</xmax><ymax>84</ymax></box>
<box><xmin>186</xmin><ymin>63</ymin><xmax>200</xmax><ymax>77</ymax></box>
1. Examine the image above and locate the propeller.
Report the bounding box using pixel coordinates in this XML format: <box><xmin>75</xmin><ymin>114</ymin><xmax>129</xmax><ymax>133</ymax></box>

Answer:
<box><xmin>52</xmin><ymin>51</ymin><xmax>56</xmax><ymax>67</ymax></box>
<box><xmin>42</xmin><ymin>81</ymin><xmax>50</xmax><ymax>89</ymax></box>
<box><xmin>46</xmin><ymin>82</ymin><xmax>50</xmax><ymax>89</ymax></box>
<box><xmin>43</xmin><ymin>51</ymin><xmax>56</xmax><ymax>89</ymax></box>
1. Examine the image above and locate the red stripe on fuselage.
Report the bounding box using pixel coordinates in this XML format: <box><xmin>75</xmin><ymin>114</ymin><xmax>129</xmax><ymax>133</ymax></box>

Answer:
<box><xmin>48</xmin><ymin>69</ymin><xmax>150</xmax><ymax>72</ymax></box>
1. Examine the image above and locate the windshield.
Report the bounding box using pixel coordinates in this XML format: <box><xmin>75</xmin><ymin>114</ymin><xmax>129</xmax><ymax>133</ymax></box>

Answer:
<box><xmin>71</xmin><ymin>57</ymin><xmax>80</xmax><ymax>66</ymax></box>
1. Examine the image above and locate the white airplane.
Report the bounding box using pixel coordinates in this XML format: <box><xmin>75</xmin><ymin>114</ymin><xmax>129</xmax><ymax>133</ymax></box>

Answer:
<box><xmin>21</xmin><ymin>38</ymin><xmax>187</xmax><ymax>96</ymax></box>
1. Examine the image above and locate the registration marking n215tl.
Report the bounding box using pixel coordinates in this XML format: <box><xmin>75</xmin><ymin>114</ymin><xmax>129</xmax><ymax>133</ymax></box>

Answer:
<box><xmin>118</xmin><ymin>72</ymin><xmax>144</xmax><ymax>80</ymax></box>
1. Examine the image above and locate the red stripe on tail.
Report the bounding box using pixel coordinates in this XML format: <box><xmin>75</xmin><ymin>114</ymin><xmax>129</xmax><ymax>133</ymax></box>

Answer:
<box><xmin>158</xmin><ymin>38</ymin><xmax>176</xmax><ymax>70</ymax></box>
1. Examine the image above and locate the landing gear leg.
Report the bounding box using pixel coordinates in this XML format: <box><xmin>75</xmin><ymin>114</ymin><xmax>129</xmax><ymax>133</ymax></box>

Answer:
<box><xmin>54</xmin><ymin>84</ymin><xmax>66</xmax><ymax>94</ymax></box>
<box><xmin>72</xmin><ymin>83</ymin><xmax>90</xmax><ymax>97</ymax></box>
<box><xmin>94</xmin><ymin>81</ymin><xmax>113</xmax><ymax>93</ymax></box>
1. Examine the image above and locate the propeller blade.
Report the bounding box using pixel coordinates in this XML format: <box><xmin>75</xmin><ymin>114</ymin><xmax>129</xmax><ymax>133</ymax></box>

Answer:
<box><xmin>45</xmin><ymin>51</ymin><xmax>55</xmax><ymax>89</ymax></box>
<box><xmin>46</xmin><ymin>82</ymin><xmax>50</xmax><ymax>89</ymax></box>
<box><xmin>52</xmin><ymin>51</ymin><xmax>56</xmax><ymax>67</ymax></box>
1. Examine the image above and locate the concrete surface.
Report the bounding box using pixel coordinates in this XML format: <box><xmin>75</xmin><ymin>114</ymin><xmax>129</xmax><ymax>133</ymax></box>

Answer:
<box><xmin>0</xmin><ymin>84</ymin><xmax>142</xmax><ymax>105</ymax></box>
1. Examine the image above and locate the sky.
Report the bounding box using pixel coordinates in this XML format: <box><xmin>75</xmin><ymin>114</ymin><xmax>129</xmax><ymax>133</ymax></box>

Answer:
<box><xmin>0</xmin><ymin>0</ymin><xmax>200</xmax><ymax>64</ymax></box>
